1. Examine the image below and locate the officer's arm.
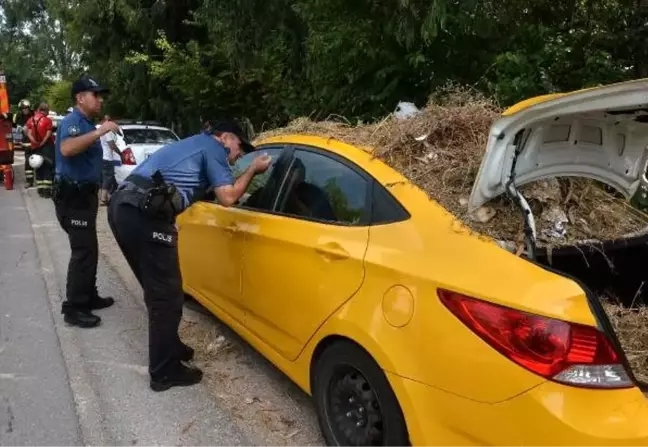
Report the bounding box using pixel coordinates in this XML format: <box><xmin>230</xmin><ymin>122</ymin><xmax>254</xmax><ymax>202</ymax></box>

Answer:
<box><xmin>40</xmin><ymin>130</ymin><xmax>52</xmax><ymax>147</ymax></box>
<box><xmin>214</xmin><ymin>166</ymin><xmax>257</xmax><ymax>207</ymax></box>
<box><xmin>39</xmin><ymin>119</ymin><xmax>53</xmax><ymax>148</ymax></box>
<box><xmin>60</xmin><ymin>129</ymin><xmax>102</xmax><ymax>157</ymax></box>
<box><xmin>26</xmin><ymin>126</ymin><xmax>37</xmax><ymax>145</ymax></box>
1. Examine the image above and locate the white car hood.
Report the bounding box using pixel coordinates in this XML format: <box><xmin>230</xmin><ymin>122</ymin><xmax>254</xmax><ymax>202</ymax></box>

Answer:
<box><xmin>468</xmin><ymin>79</ymin><xmax>648</xmax><ymax>212</ymax></box>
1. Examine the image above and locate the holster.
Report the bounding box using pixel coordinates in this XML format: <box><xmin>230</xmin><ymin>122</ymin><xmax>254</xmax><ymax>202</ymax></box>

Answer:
<box><xmin>126</xmin><ymin>171</ymin><xmax>183</xmax><ymax>223</ymax></box>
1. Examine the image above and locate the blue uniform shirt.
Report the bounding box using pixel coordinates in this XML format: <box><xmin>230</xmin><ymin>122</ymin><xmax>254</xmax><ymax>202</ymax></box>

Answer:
<box><xmin>129</xmin><ymin>132</ymin><xmax>234</xmax><ymax>210</ymax></box>
<box><xmin>55</xmin><ymin>108</ymin><xmax>102</xmax><ymax>183</ymax></box>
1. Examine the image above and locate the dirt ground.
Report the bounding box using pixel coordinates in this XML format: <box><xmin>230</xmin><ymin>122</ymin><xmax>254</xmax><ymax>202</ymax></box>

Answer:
<box><xmin>178</xmin><ymin>308</ymin><xmax>323</xmax><ymax>446</ymax></box>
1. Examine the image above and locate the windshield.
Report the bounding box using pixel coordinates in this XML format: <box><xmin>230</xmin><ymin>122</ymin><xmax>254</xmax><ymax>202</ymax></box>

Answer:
<box><xmin>122</xmin><ymin>128</ymin><xmax>178</xmax><ymax>145</ymax></box>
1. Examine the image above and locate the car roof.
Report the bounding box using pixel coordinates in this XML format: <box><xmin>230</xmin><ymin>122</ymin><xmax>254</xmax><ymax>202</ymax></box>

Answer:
<box><xmin>120</xmin><ymin>124</ymin><xmax>173</xmax><ymax>131</ymax></box>
<box><xmin>254</xmin><ymin>134</ymin><xmax>409</xmax><ymax>187</ymax></box>
<box><xmin>254</xmin><ymin>133</ymin><xmax>461</xmax><ymax>228</ymax></box>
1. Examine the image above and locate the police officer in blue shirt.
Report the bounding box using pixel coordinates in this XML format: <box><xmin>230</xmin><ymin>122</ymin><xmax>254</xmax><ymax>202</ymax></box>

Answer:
<box><xmin>54</xmin><ymin>75</ymin><xmax>121</xmax><ymax>328</ymax></box>
<box><xmin>108</xmin><ymin>120</ymin><xmax>271</xmax><ymax>391</ymax></box>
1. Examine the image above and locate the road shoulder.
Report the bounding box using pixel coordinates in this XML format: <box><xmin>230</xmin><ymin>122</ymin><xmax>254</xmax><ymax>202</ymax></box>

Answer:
<box><xmin>22</xmin><ymin>186</ymin><xmax>249</xmax><ymax>446</ymax></box>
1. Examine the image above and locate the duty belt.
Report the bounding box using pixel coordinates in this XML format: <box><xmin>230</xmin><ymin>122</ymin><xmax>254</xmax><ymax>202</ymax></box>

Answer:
<box><xmin>54</xmin><ymin>177</ymin><xmax>99</xmax><ymax>195</ymax></box>
<box><xmin>119</xmin><ymin>174</ymin><xmax>155</xmax><ymax>195</ymax></box>
<box><xmin>120</xmin><ymin>172</ymin><xmax>184</xmax><ymax>223</ymax></box>
<box><xmin>53</xmin><ymin>177</ymin><xmax>99</xmax><ymax>208</ymax></box>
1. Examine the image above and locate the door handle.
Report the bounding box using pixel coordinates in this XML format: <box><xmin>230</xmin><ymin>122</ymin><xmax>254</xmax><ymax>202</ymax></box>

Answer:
<box><xmin>315</xmin><ymin>242</ymin><xmax>350</xmax><ymax>260</ymax></box>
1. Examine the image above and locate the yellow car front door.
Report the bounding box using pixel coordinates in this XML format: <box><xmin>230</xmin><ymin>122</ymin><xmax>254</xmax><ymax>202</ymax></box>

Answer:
<box><xmin>237</xmin><ymin>148</ymin><xmax>371</xmax><ymax>361</ymax></box>
<box><xmin>178</xmin><ymin>202</ymin><xmax>248</xmax><ymax>323</ymax></box>
<box><xmin>178</xmin><ymin>145</ymin><xmax>288</xmax><ymax>323</ymax></box>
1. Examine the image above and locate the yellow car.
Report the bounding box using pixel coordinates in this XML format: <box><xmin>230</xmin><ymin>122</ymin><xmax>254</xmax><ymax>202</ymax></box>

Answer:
<box><xmin>177</xmin><ymin>79</ymin><xmax>648</xmax><ymax>446</ymax></box>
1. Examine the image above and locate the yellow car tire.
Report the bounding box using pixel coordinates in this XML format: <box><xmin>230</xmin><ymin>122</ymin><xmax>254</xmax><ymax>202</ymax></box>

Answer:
<box><xmin>312</xmin><ymin>341</ymin><xmax>410</xmax><ymax>446</ymax></box>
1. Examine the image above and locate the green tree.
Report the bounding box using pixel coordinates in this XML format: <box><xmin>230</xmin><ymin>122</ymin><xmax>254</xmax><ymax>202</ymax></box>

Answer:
<box><xmin>3</xmin><ymin>0</ymin><xmax>647</xmax><ymax>130</ymax></box>
<box><xmin>44</xmin><ymin>80</ymin><xmax>72</xmax><ymax>113</ymax></box>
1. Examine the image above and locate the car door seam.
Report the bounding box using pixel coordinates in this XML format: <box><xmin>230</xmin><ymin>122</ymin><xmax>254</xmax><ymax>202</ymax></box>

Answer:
<box><xmin>292</xmin><ymin>226</ymin><xmax>371</xmax><ymax>361</ymax></box>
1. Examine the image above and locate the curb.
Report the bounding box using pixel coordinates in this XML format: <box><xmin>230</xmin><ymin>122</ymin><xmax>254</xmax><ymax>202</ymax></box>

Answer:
<box><xmin>22</xmin><ymin>187</ymin><xmax>113</xmax><ymax>446</ymax></box>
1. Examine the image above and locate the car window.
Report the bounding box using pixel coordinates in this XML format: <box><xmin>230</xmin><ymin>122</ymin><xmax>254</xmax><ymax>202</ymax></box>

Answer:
<box><xmin>122</xmin><ymin>128</ymin><xmax>178</xmax><ymax>145</ymax></box>
<box><xmin>230</xmin><ymin>147</ymin><xmax>285</xmax><ymax>209</ymax></box>
<box><xmin>277</xmin><ymin>150</ymin><xmax>368</xmax><ymax>225</ymax></box>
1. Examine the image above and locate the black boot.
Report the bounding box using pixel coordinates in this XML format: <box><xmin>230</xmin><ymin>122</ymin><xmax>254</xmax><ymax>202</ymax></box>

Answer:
<box><xmin>180</xmin><ymin>343</ymin><xmax>195</xmax><ymax>362</ymax></box>
<box><xmin>90</xmin><ymin>295</ymin><xmax>115</xmax><ymax>310</ymax></box>
<box><xmin>150</xmin><ymin>363</ymin><xmax>203</xmax><ymax>392</ymax></box>
<box><xmin>64</xmin><ymin>310</ymin><xmax>101</xmax><ymax>328</ymax></box>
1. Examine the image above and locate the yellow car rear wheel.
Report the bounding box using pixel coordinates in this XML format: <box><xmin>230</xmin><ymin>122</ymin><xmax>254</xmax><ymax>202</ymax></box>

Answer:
<box><xmin>312</xmin><ymin>341</ymin><xmax>410</xmax><ymax>446</ymax></box>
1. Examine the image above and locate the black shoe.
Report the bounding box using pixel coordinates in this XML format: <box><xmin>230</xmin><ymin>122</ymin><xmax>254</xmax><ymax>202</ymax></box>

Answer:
<box><xmin>180</xmin><ymin>343</ymin><xmax>195</xmax><ymax>362</ymax></box>
<box><xmin>63</xmin><ymin>310</ymin><xmax>101</xmax><ymax>328</ymax></box>
<box><xmin>150</xmin><ymin>364</ymin><xmax>203</xmax><ymax>392</ymax></box>
<box><xmin>90</xmin><ymin>296</ymin><xmax>115</xmax><ymax>310</ymax></box>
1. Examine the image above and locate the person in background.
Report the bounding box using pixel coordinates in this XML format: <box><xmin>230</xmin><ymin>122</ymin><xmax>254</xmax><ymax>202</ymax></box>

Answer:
<box><xmin>25</xmin><ymin>102</ymin><xmax>56</xmax><ymax>198</ymax></box>
<box><xmin>99</xmin><ymin>114</ymin><xmax>122</xmax><ymax>205</ymax></box>
<box><xmin>13</xmin><ymin>99</ymin><xmax>33</xmax><ymax>127</ymax></box>
<box><xmin>14</xmin><ymin>99</ymin><xmax>35</xmax><ymax>187</ymax></box>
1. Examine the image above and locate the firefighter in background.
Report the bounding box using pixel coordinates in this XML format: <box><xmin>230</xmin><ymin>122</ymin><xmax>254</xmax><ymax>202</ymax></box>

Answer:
<box><xmin>13</xmin><ymin>99</ymin><xmax>35</xmax><ymax>186</ymax></box>
<box><xmin>25</xmin><ymin>103</ymin><xmax>55</xmax><ymax>198</ymax></box>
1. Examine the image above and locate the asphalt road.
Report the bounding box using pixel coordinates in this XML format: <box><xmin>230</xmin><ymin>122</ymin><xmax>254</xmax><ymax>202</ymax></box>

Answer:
<box><xmin>0</xmin><ymin>155</ymin><xmax>250</xmax><ymax>446</ymax></box>
<box><xmin>0</xmin><ymin>163</ymin><xmax>81</xmax><ymax>446</ymax></box>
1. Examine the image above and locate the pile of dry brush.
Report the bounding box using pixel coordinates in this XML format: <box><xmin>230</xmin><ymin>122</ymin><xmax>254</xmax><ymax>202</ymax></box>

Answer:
<box><xmin>603</xmin><ymin>299</ymin><xmax>648</xmax><ymax>383</ymax></box>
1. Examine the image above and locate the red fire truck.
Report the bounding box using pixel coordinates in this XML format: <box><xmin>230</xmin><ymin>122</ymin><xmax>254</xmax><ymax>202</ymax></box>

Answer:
<box><xmin>0</xmin><ymin>67</ymin><xmax>15</xmax><ymax>189</ymax></box>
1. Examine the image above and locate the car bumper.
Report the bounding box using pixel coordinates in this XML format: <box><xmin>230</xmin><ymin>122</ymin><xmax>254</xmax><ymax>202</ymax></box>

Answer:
<box><xmin>387</xmin><ymin>372</ymin><xmax>648</xmax><ymax>445</ymax></box>
<box><xmin>114</xmin><ymin>165</ymin><xmax>135</xmax><ymax>184</ymax></box>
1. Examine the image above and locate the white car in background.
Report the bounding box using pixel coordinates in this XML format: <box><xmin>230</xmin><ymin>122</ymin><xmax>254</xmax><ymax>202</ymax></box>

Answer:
<box><xmin>102</xmin><ymin>122</ymin><xmax>180</xmax><ymax>184</ymax></box>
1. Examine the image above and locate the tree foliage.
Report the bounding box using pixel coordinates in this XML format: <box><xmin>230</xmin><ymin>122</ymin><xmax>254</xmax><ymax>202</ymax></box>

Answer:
<box><xmin>0</xmin><ymin>0</ymin><xmax>646</xmax><ymax>134</ymax></box>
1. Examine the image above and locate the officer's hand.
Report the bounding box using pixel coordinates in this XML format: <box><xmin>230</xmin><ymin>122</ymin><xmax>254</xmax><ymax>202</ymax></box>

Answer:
<box><xmin>98</xmin><ymin>121</ymin><xmax>120</xmax><ymax>136</ymax></box>
<box><xmin>251</xmin><ymin>153</ymin><xmax>272</xmax><ymax>174</ymax></box>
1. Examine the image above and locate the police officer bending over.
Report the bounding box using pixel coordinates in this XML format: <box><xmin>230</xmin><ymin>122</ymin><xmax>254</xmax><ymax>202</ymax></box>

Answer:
<box><xmin>108</xmin><ymin>120</ymin><xmax>271</xmax><ymax>391</ymax></box>
<box><xmin>54</xmin><ymin>75</ymin><xmax>120</xmax><ymax>328</ymax></box>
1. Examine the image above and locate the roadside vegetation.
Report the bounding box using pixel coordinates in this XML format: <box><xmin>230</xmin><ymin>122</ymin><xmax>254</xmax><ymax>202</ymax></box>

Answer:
<box><xmin>1</xmin><ymin>0</ymin><xmax>646</xmax><ymax>135</ymax></box>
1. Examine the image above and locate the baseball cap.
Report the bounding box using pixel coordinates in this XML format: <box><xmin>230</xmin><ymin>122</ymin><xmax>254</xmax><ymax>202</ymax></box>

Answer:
<box><xmin>71</xmin><ymin>75</ymin><xmax>110</xmax><ymax>97</ymax></box>
<box><xmin>210</xmin><ymin>119</ymin><xmax>256</xmax><ymax>153</ymax></box>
